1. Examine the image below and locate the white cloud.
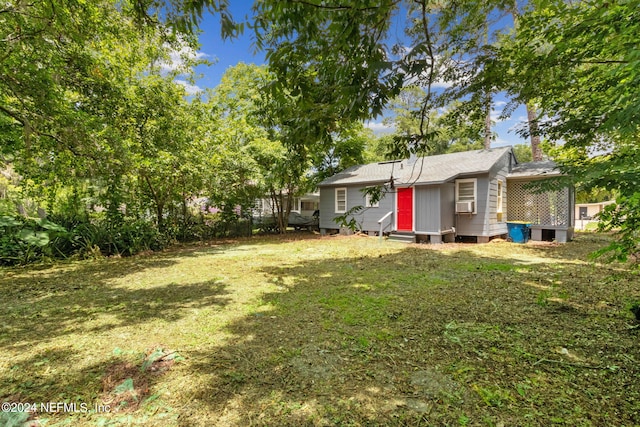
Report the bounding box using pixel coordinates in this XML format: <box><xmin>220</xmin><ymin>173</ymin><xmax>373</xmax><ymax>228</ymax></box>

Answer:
<box><xmin>431</xmin><ymin>80</ymin><xmax>454</xmax><ymax>89</ymax></box>
<box><xmin>493</xmin><ymin>136</ymin><xmax>516</xmax><ymax>147</ymax></box>
<box><xmin>403</xmin><ymin>68</ymin><xmax>455</xmax><ymax>89</ymax></box>
<box><xmin>489</xmin><ymin>100</ymin><xmax>514</xmax><ymax>124</ymax></box>
<box><xmin>175</xmin><ymin>79</ymin><xmax>203</xmax><ymax>95</ymax></box>
<box><xmin>157</xmin><ymin>39</ymin><xmax>209</xmax><ymax>74</ymax></box>
<box><xmin>491</xmin><ymin>108</ymin><xmax>510</xmax><ymax>124</ymax></box>
<box><xmin>365</xmin><ymin>121</ymin><xmax>395</xmax><ymax>134</ymax></box>
<box><xmin>508</xmin><ymin>116</ymin><xmax>531</xmax><ymax>134</ymax></box>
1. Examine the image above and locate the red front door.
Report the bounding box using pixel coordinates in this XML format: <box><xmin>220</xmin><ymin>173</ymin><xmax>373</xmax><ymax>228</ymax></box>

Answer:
<box><xmin>397</xmin><ymin>187</ymin><xmax>413</xmax><ymax>231</ymax></box>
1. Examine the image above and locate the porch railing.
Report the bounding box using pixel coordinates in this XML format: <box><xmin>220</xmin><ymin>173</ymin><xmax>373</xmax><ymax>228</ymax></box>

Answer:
<box><xmin>377</xmin><ymin>211</ymin><xmax>393</xmax><ymax>241</ymax></box>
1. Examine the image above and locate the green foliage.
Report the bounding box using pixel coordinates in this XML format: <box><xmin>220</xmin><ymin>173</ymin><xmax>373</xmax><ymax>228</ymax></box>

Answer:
<box><xmin>131</xmin><ymin>0</ymin><xmax>240</xmax><ymax>37</ymax></box>
<box><xmin>500</xmin><ymin>0</ymin><xmax>640</xmax><ymax>261</ymax></box>
<box><xmin>209</xmin><ymin>63</ymin><xmax>301</xmax><ymax>233</ymax></box>
<box><xmin>118</xmin><ymin>75</ymin><xmax>210</xmax><ymax>231</ymax></box>
<box><xmin>472</xmin><ymin>384</ymin><xmax>514</xmax><ymax>407</ymax></box>
<box><xmin>594</xmin><ymin>195</ymin><xmax>640</xmax><ymax>263</ymax></box>
<box><xmin>210</xmin><ymin>63</ymin><xmax>369</xmax><ymax>233</ymax></box>
<box><xmin>311</xmin><ymin>122</ymin><xmax>372</xmax><ymax>183</ymax></box>
<box><xmin>383</xmin><ymin>87</ymin><xmax>487</xmax><ymax>156</ymax></box>
<box><xmin>575</xmin><ymin>187</ymin><xmax>617</xmax><ymax>205</ymax></box>
<box><xmin>0</xmin><ymin>216</ymin><xmax>69</xmax><ymax>265</ymax></box>
<box><xmin>333</xmin><ymin>206</ymin><xmax>364</xmax><ymax>232</ymax></box>
<box><xmin>114</xmin><ymin>378</ymin><xmax>136</xmax><ymax>396</ymax></box>
<box><xmin>0</xmin><ymin>0</ymin><xmax>248</xmax><ymax>262</ymax></box>
<box><xmin>0</xmin><ymin>210</ymin><xmax>257</xmax><ymax>265</ymax></box>
<box><xmin>512</xmin><ymin>144</ymin><xmax>533</xmax><ymax>163</ymax></box>
<box><xmin>550</xmin><ymin>142</ymin><xmax>640</xmax><ymax>263</ymax></box>
<box><xmin>250</xmin><ymin>0</ymin><xmax>640</xmax><ymax>262</ymax></box>
<box><xmin>0</xmin><ymin>411</ymin><xmax>30</xmax><ymax>427</ymax></box>
<box><xmin>141</xmin><ymin>349</ymin><xmax>166</xmax><ymax>372</ymax></box>
<box><xmin>4</xmin><ymin>0</ymin><xmax>637</xmax><ymax>264</ymax></box>
<box><xmin>504</xmin><ymin>0</ymin><xmax>640</xmax><ymax>146</ymax></box>
<box><xmin>254</xmin><ymin>0</ymin><xmax>402</xmax><ymax>123</ymax></box>
<box><xmin>364</xmin><ymin>134</ymin><xmax>397</xmax><ymax>163</ymax></box>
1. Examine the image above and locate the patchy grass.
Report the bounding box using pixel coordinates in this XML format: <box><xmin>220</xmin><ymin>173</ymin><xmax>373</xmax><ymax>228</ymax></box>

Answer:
<box><xmin>1</xmin><ymin>232</ymin><xmax>639</xmax><ymax>426</ymax></box>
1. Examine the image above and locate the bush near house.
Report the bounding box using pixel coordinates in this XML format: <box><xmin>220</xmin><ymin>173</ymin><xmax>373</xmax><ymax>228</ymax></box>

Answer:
<box><xmin>0</xmin><ymin>212</ymin><xmax>253</xmax><ymax>266</ymax></box>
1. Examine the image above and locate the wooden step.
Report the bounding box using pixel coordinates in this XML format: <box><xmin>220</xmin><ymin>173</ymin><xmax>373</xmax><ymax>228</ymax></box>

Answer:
<box><xmin>388</xmin><ymin>232</ymin><xmax>416</xmax><ymax>243</ymax></box>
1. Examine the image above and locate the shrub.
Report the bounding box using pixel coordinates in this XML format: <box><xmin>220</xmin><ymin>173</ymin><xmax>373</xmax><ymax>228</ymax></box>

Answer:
<box><xmin>0</xmin><ymin>215</ymin><xmax>69</xmax><ymax>265</ymax></box>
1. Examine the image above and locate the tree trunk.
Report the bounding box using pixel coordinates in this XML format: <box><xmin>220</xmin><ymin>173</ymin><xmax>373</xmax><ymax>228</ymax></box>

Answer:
<box><xmin>269</xmin><ymin>190</ymin><xmax>285</xmax><ymax>234</ymax></box>
<box><xmin>509</xmin><ymin>6</ymin><xmax>543</xmax><ymax>162</ymax></box>
<box><xmin>484</xmin><ymin>92</ymin><xmax>492</xmax><ymax>150</ymax></box>
<box><xmin>277</xmin><ymin>191</ymin><xmax>287</xmax><ymax>234</ymax></box>
<box><xmin>526</xmin><ymin>102</ymin><xmax>543</xmax><ymax>161</ymax></box>
<box><xmin>142</xmin><ymin>173</ymin><xmax>164</xmax><ymax>231</ymax></box>
<box><xmin>156</xmin><ymin>202</ymin><xmax>164</xmax><ymax>231</ymax></box>
<box><xmin>181</xmin><ymin>177</ymin><xmax>188</xmax><ymax>240</ymax></box>
<box><xmin>482</xmin><ymin>19</ymin><xmax>492</xmax><ymax>150</ymax></box>
<box><xmin>283</xmin><ymin>186</ymin><xmax>295</xmax><ymax>235</ymax></box>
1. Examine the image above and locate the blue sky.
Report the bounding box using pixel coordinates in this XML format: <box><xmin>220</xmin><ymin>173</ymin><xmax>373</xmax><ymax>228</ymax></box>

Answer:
<box><xmin>187</xmin><ymin>5</ymin><xmax>530</xmax><ymax>149</ymax></box>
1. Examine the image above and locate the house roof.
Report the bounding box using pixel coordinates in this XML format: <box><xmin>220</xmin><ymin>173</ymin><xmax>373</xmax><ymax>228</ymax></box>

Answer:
<box><xmin>507</xmin><ymin>160</ymin><xmax>561</xmax><ymax>178</ymax></box>
<box><xmin>575</xmin><ymin>200</ymin><xmax>615</xmax><ymax>208</ymax></box>
<box><xmin>318</xmin><ymin>146</ymin><xmax>513</xmax><ymax>187</ymax></box>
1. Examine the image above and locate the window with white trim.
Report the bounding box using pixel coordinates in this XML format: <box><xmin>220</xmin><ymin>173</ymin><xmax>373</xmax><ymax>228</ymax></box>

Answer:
<box><xmin>291</xmin><ymin>197</ymin><xmax>301</xmax><ymax>213</ymax></box>
<box><xmin>456</xmin><ymin>178</ymin><xmax>477</xmax><ymax>213</ymax></box>
<box><xmin>365</xmin><ymin>188</ymin><xmax>379</xmax><ymax>208</ymax></box>
<box><xmin>335</xmin><ymin>188</ymin><xmax>347</xmax><ymax>213</ymax></box>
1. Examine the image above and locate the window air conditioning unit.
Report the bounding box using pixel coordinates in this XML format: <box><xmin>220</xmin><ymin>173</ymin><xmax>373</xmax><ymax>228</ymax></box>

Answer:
<box><xmin>456</xmin><ymin>201</ymin><xmax>474</xmax><ymax>213</ymax></box>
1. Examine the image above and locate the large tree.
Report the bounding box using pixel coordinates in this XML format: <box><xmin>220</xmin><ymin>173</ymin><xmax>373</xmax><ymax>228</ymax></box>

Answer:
<box><xmin>209</xmin><ymin>63</ymin><xmax>311</xmax><ymax>233</ymax></box>
<box><xmin>0</xmin><ymin>0</ymin><xmax>232</xmax><ymax>178</ymax></box>
<box><xmin>119</xmin><ymin>75</ymin><xmax>208</xmax><ymax>231</ymax></box>
<box><xmin>251</xmin><ymin>1</ymin><xmax>510</xmax><ymax>156</ymax></box>
<box><xmin>210</xmin><ymin>62</ymin><xmax>369</xmax><ymax>232</ymax></box>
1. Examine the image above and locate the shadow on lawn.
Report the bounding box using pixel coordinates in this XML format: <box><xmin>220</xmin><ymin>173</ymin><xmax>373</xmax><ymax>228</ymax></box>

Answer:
<box><xmin>0</xmin><ymin>253</ymin><xmax>232</xmax><ymax>420</ymax></box>
<box><xmin>523</xmin><ymin>232</ymin><xmax>617</xmax><ymax>262</ymax></box>
<box><xmin>1</xmin><ymin>345</ymin><xmax>176</xmax><ymax>420</ymax></box>
<box><xmin>182</xmin><ymin>240</ymin><xmax>640</xmax><ymax>426</ymax></box>
<box><xmin>0</xmin><ymin>254</ymin><xmax>232</xmax><ymax>349</ymax></box>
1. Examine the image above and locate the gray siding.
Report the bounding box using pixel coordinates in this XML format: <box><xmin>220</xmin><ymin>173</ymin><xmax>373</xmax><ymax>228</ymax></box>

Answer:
<box><xmin>319</xmin><ymin>187</ymin><xmax>337</xmax><ymax>229</ymax></box>
<box><xmin>455</xmin><ymin>150</ymin><xmax>510</xmax><ymax>238</ymax></box>
<box><xmin>319</xmin><ymin>185</ymin><xmax>393</xmax><ymax>232</ymax></box>
<box><xmin>440</xmin><ymin>183</ymin><xmax>455</xmax><ymax>231</ymax></box>
<box><xmin>486</xmin><ymin>153</ymin><xmax>510</xmax><ymax>237</ymax></box>
<box><xmin>455</xmin><ymin>174</ymin><xmax>490</xmax><ymax>236</ymax></box>
<box><xmin>415</xmin><ymin>185</ymin><xmax>440</xmax><ymax>233</ymax></box>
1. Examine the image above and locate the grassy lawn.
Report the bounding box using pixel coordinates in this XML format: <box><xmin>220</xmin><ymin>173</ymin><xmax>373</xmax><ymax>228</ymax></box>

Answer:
<box><xmin>1</xmin><ymin>233</ymin><xmax>639</xmax><ymax>426</ymax></box>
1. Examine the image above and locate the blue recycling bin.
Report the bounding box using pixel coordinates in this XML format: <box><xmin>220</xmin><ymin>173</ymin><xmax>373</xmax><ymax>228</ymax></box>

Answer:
<box><xmin>506</xmin><ymin>221</ymin><xmax>531</xmax><ymax>243</ymax></box>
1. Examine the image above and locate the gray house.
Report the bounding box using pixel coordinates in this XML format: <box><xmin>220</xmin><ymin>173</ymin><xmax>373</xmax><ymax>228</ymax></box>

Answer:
<box><xmin>318</xmin><ymin>147</ymin><xmax>574</xmax><ymax>243</ymax></box>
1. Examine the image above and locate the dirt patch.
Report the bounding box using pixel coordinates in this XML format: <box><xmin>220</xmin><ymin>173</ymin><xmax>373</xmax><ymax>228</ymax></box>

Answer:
<box><xmin>290</xmin><ymin>346</ymin><xmax>340</xmax><ymax>380</ymax></box>
<box><xmin>409</xmin><ymin>369</ymin><xmax>461</xmax><ymax>397</ymax></box>
<box><xmin>100</xmin><ymin>346</ymin><xmax>177</xmax><ymax>412</ymax></box>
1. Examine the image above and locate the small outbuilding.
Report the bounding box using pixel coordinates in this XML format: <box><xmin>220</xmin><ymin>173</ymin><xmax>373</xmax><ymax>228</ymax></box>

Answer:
<box><xmin>317</xmin><ymin>147</ymin><xmax>574</xmax><ymax>243</ymax></box>
<box><xmin>507</xmin><ymin>161</ymin><xmax>575</xmax><ymax>243</ymax></box>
